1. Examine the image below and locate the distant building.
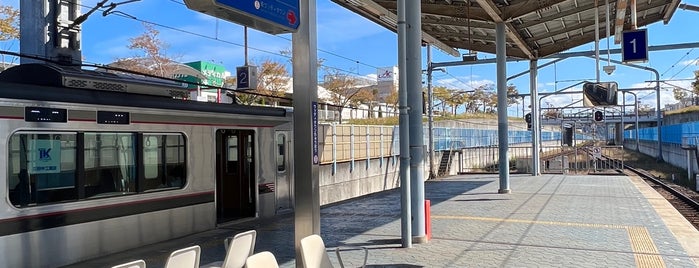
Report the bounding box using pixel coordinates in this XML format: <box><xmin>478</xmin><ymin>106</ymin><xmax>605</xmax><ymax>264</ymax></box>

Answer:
<box><xmin>665</xmin><ymin>96</ymin><xmax>699</xmax><ymax>111</ymax></box>
<box><xmin>376</xmin><ymin>66</ymin><xmax>398</xmax><ymax>102</ymax></box>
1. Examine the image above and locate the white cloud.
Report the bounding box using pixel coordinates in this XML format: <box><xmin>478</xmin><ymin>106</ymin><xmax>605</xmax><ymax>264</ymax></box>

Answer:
<box><xmin>434</xmin><ymin>77</ymin><xmax>493</xmax><ymax>90</ymax></box>
<box><xmin>681</xmin><ymin>59</ymin><xmax>699</xmax><ymax>66</ymax></box>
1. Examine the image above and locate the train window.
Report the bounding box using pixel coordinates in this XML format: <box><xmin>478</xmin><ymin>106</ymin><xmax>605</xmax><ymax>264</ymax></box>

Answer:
<box><xmin>84</xmin><ymin>133</ymin><xmax>136</xmax><ymax>198</ymax></box>
<box><xmin>7</xmin><ymin>131</ymin><xmax>186</xmax><ymax>208</ymax></box>
<box><xmin>142</xmin><ymin>134</ymin><xmax>186</xmax><ymax>191</ymax></box>
<box><xmin>227</xmin><ymin>136</ymin><xmax>238</xmax><ymax>162</ymax></box>
<box><xmin>276</xmin><ymin>133</ymin><xmax>286</xmax><ymax>172</ymax></box>
<box><xmin>8</xmin><ymin>132</ymin><xmax>78</xmax><ymax>207</ymax></box>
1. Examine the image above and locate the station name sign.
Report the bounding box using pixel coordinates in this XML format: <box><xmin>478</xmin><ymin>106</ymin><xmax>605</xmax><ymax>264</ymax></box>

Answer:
<box><xmin>184</xmin><ymin>0</ymin><xmax>300</xmax><ymax>34</ymax></box>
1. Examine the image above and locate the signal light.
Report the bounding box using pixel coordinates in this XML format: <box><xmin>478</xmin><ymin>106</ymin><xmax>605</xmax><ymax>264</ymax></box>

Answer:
<box><xmin>524</xmin><ymin>112</ymin><xmax>532</xmax><ymax>123</ymax></box>
<box><xmin>594</xmin><ymin>110</ymin><xmax>604</xmax><ymax>122</ymax></box>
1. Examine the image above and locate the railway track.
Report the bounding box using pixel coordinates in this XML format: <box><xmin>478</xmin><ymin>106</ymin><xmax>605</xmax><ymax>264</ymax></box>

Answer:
<box><xmin>623</xmin><ymin>164</ymin><xmax>699</xmax><ymax>230</ymax></box>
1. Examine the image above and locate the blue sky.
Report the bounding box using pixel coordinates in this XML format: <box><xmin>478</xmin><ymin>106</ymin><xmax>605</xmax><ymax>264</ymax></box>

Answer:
<box><xmin>2</xmin><ymin>0</ymin><xmax>699</xmax><ymax>116</ymax></box>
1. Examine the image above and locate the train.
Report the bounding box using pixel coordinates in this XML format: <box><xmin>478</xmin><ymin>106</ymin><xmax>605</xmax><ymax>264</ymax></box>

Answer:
<box><xmin>0</xmin><ymin>63</ymin><xmax>294</xmax><ymax>267</ymax></box>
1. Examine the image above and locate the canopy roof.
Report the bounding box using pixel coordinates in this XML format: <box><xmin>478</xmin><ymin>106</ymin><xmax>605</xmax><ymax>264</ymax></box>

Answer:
<box><xmin>331</xmin><ymin>0</ymin><xmax>680</xmax><ymax>59</ymax></box>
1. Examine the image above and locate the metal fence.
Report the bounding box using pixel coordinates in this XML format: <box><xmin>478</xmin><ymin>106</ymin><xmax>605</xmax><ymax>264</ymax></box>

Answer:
<box><xmin>457</xmin><ymin>144</ymin><xmax>624</xmax><ymax>174</ymax></box>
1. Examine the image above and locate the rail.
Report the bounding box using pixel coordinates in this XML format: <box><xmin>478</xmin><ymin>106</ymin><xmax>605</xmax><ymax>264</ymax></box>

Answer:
<box><xmin>624</xmin><ymin>165</ymin><xmax>699</xmax><ymax>211</ymax></box>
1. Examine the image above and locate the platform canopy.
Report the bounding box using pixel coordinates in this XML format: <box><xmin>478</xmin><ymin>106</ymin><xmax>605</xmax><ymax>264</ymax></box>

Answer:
<box><xmin>331</xmin><ymin>0</ymin><xmax>680</xmax><ymax>59</ymax></box>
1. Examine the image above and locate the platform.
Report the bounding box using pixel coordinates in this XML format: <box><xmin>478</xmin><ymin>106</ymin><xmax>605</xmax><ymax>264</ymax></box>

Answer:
<box><xmin>64</xmin><ymin>174</ymin><xmax>699</xmax><ymax>268</ymax></box>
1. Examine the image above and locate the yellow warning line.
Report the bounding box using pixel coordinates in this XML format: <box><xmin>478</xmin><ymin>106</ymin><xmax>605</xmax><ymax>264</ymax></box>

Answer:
<box><xmin>433</xmin><ymin>215</ymin><xmax>664</xmax><ymax>268</ymax></box>
<box><xmin>627</xmin><ymin>226</ymin><xmax>666</xmax><ymax>268</ymax></box>
<box><xmin>432</xmin><ymin>215</ymin><xmax>627</xmax><ymax>229</ymax></box>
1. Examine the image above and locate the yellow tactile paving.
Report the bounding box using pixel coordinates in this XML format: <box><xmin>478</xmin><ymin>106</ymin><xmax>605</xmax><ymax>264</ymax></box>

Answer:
<box><xmin>627</xmin><ymin>226</ymin><xmax>665</xmax><ymax>268</ymax></box>
<box><xmin>432</xmin><ymin>214</ymin><xmax>664</xmax><ymax>268</ymax></box>
<box><xmin>627</xmin><ymin>174</ymin><xmax>699</xmax><ymax>267</ymax></box>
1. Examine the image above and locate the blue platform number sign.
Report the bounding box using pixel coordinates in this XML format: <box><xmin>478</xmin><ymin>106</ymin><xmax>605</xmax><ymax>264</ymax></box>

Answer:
<box><xmin>312</xmin><ymin>101</ymin><xmax>319</xmax><ymax>165</ymax></box>
<box><xmin>30</xmin><ymin>139</ymin><xmax>61</xmax><ymax>174</ymax></box>
<box><xmin>236</xmin><ymin>66</ymin><xmax>249</xmax><ymax>90</ymax></box>
<box><xmin>216</xmin><ymin>0</ymin><xmax>300</xmax><ymax>31</ymax></box>
<box><xmin>622</xmin><ymin>29</ymin><xmax>648</xmax><ymax>63</ymax></box>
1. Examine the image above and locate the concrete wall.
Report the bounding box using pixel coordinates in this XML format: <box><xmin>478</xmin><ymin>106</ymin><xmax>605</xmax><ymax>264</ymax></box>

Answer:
<box><xmin>630</xmin><ymin>140</ymin><xmax>695</xmax><ymax>179</ymax></box>
<box><xmin>318</xmin><ymin>156</ymin><xmax>430</xmax><ymax>205</ymax></box>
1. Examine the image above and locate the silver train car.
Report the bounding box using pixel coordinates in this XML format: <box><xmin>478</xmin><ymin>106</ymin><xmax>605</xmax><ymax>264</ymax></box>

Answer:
<box><xmin>0</xmin><ymin>64</ymin><xmax>294</xmax><ymax>267</ymax></box>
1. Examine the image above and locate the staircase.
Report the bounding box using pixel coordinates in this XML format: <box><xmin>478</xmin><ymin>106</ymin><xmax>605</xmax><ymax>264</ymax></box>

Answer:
<box><xmin>437</xmin><ymin>150</ymin><xmax>456</xmax><ymax>177</ymax></box>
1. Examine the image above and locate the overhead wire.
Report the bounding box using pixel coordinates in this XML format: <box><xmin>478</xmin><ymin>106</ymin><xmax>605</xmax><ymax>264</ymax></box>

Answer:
<box><xmin>66</xmin><ymin>0</ymin><xmax>379</xmax><ymax>78</ymax></box>
<box><xmin>661</xmin><ymin>48</ymin><xmax>693</xmax><ymax>77</ymax></box>
<box><xmin>669</xmin><ymin>55</ymin><xmax>699</xmax><ymax>80</ymax></box>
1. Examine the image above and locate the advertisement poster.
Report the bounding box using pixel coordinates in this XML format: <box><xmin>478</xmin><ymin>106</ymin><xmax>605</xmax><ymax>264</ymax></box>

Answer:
<box><xmin>30</xmin><ymin>139</ymin><xmax>61</xmax><ymax>174</ymax></box>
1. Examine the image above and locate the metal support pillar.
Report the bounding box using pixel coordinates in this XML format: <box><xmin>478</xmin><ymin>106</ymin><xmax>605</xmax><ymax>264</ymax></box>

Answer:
<box><xmin>656</xmin><ymin>80</ymin><xmax>663</xmax><ymax>162</ymax></box>
<box><xmin>427</xmin><ymin>45</ymin><xmax>435</xmax><ymax>180</ymax></box>
<box><xmin>396</xmin><ymin>0</ymin><xmax>412</xmax><ymax>248</ymax></box>
<box><xmin>687</xmin><ymin>150</ymin><xmax>693</xmax><ymax>183</ymax></box>
<box><xmin>406</xmin><ymin>0</ymin><xmax>426</xmax><ymax>243</ymax></box>
<box><xmin>621</xmin><ymin>92</ymin><xmax>625</xmax><ymax>145</ymax></box>
<box><xmin>496</xmin><ymin>22</ymin><xmax>511</xmax><ymax>193</ymax></box>
<box><xmin>20</xmin><ymin>0</ymin><xmax>82</xmax><ymax>64</ymax></box>
<box><xmin>530</xmin><ymin>60</ymin><xmax>540</xmax><ymax>176</ymax></box>
<box><xmin>292</xmin><ymin>0</ymin><xmax>320</xmax><ymax>266</ymax></box>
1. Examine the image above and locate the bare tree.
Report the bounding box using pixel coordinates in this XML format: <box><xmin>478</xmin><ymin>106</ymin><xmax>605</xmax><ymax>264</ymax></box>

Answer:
<box><xmin>110</xmin><ymin>23</ymin><xmax>180</xmax><ymax>77</ymax></box>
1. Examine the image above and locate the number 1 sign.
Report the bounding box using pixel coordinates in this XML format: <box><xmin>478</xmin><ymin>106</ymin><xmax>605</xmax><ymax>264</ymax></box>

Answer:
<box><xmin>622</xmin><ymin>29</ymin><xmax>648</xmax><ymax>63</ymax></box>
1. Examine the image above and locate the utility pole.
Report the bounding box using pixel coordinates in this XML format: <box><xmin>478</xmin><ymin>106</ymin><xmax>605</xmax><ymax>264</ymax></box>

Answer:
<box><xmin>20</xmin><ymin>0</ymin><xmax>83</xmax><ymax>64</ymax></box>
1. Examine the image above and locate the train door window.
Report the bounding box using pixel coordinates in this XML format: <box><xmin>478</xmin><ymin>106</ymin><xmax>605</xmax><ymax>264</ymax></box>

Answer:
<box><xmin>84</xmin><ymin>133</ymin><xmax>136</xmax><ymax>198</ymax></box>
<box><xmin>142</xmin><ymin>133</ymin><xmax>186</xmax><ymax>191</ymax></box>
<box><xmin>227</xmin><ymin>136</ymin><xmax>238</xmax><ymax>162</ymax></box>
<box><xmin>276</xmin><ymin>133</ymin><xmax>286</xmax><ymax>172</ymax></box>
<box><xmin>8</xmin><ymin>132</ymin><xmax>77</xmax><ymax>207</ymax></box>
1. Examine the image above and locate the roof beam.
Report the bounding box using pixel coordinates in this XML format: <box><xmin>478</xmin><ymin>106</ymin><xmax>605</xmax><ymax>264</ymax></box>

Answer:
<box><xmin>332</xmin><ymin>0</ymin><xmax>460</xmax><ymax>57</ymax></box>
<box><xmin>421</xmin><ymin>17</ymin><xmax>494</xmax><ymax>29</ymax></box>
<box><xmin>529</xmin><ymin>19</ymin><xmax>596</xmax><ymax>43</ymax></box>
<box><xmin>441</xmin><ymin>39</ymin><xmax>530</xmax><ymax>58</ymax></box>
<box><xmin>505</xmin><ymin>23</ymin><xmax>535</xmax><ymax>58</ymax></box>
<box><xmin>474</xmin><ymin>0</ymin><xmax>534</xmax><ymax>58</ymax></box>
<box><xmin>504</xmin><ymin>0</ymin><xmax>569</xmax><ymax>20</ymax></box>
<box><xmin>537</xmin><ymin>13</ymin><xmax>663</xmax><ymax>56</ymax></box>
<box><xmin>374</xmin><ymin>1</ymin><xmax>492</xmax><ymax>21</ymax></box>
<box><xmin>614</xmin><ymin>0</ymin><xmax>628</xmax><ymax>44</ymax></box>
<box><xmin>519</xmin><ymin>2</ymin><xmax>596</xmax><ymax>28</ymax></box>
<box><xmin>663</xmin><ymin>0</ymin><xmax>681</xmax><ymax>23</ymax></box>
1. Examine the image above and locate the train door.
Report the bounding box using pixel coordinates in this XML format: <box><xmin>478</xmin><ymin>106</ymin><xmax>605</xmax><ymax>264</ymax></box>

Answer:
<box><xmin>275</xmin><ymin>131</ymin><xmax>292</xmax><ymax>212</ymax></box>
<box><xmin>215</xmin><ymin>129</ymin><xmax>256</xmax><ymax>223</ymax></box>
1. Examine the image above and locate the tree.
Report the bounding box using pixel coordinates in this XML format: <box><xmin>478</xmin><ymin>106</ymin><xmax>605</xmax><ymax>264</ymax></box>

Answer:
<box><xmin>109</xmin><ymin>23</ymin><xmax>180</xmax><ymax>77</ymax></box>
<box><xmin>0</xmin><ymin>5</ymin><xmax>19</xmax><ymax>41</ymax></box>
<box><xmin>471</xmin><ymin>85</ymin><xmax>490</xmax><ymax>112</ymax></box>
<box><xmin>256</xmin><ymin>59</ymin><xmax>290</xmax><ymax>106</ymax></box>
<box><xmin>224</xmin><ymin>76</ymin><xmax>261</xmax><ymax>105</ymax></box>
<box><xmin>385</xmin><ymin>90</ymin><xmax>399</xmax><ymax>113</ymax></box>
<box><xmin>507</xmin><ymin>85</ymin><xmax>520</xmax><ymax>106</ymax></box>
<box><xmin>484</xmin><ymin>91</ymin><xmax>497</xmax><ymax>113</ymax></box>
<box><xmin>432</xmin><ymin>86</ymin><xmax>450</xmax><ymax>114</ymax></box>
<box><xmin>693</xmin><ymin>70</ymin><xmax>699</xmax><ymax>94</ymax></box>
<box><xmin>323</xmin><ymin>71</ymin><xmax>362</xmax><ymax>123</ymax></box>
<box><xmin>352</xmin><ymin>87</ymin><xmax>376</xmax><ymax>118</ymax></box>
<box><xmin>673</xmin><ymin>87</ymin><xmax>688</xmax><ymax>101</ymax></box>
